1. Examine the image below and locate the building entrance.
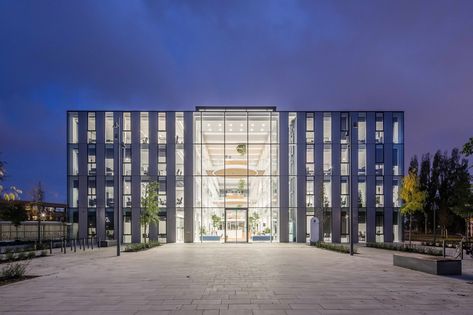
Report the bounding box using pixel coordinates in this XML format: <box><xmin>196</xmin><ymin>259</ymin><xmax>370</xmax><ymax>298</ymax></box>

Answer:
<box><xmin>225</xmin><ymin>209</ymin><xmax>248</xmax><ymax>243</ymax></box>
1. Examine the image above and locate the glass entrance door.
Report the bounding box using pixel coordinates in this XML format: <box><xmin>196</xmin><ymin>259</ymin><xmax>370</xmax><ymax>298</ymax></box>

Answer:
<box><xmin>225</xmin><ymin>209</ymin><xmax>248</xmax><ymax>243</ymax></box>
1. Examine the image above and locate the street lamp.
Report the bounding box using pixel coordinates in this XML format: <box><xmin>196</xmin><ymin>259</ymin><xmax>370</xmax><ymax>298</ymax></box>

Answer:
<box><xmin>433</xmin><ymin>189</ymin><xmax>439</xmax><ymax>243</ymax></box>
<box><xmin>347</xmin><ymin>115</ymin><xmax>358</xmax><ymax>256</ymax></box>
<box><xmin>113</xmin><ymin>121</ymin><xmax>123</xmax><ymax>257</ymax></box>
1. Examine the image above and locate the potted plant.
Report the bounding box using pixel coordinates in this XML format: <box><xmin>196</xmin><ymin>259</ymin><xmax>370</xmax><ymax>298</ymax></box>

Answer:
<box><xmin>236</xmin><ymin>144</ymin><xmax>246</xmax><ymax>155</ymax></box>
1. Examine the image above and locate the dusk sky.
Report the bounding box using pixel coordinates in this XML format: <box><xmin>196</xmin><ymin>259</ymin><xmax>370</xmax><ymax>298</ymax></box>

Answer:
<box><xmin>0</xmin><ymin>0</ymin><xmax>472</xmax><ymax>203</ymax></box>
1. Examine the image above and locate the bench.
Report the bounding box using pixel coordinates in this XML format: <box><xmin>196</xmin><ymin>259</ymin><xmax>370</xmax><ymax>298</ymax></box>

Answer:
<box><xmin>100</xmin><ymin>240</ymin><xmax>117</xmax><ymax>247</ymax></box>
<box><xmin>393</xmin><ymin>254</ymin><xmax>461</xmax><ymax>275</ymax></box>
<box><xmin>252</xmin><ymin>235</ymin><xmax>272</xmax><ymax>241</ymax></box>
<box><xmin>202</xmin><ymin>235</ymin><xmax>221</xmax><ymax>241</ymax></box>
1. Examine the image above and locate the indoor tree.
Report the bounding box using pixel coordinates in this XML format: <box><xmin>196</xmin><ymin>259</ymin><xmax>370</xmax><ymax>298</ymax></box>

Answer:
<box><xmin>399</xmin><ymin>171</ymin><xmax>426</xmax><ymax>245</ymax></box>
<box><xmin>140</xmin><ymin>181</ymin><xmax>160</xmax><ymax>243</ymax></box>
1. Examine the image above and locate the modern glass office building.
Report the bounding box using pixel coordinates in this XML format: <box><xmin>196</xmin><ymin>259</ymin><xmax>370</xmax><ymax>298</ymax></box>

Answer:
<box><xmin>67</xmin><ymin>107</ymin><xmax>404</xmax><ymax>244</ymax></box>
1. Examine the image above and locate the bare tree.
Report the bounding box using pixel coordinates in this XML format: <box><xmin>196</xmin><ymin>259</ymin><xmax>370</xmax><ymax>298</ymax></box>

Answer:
<box><xmin>32</xmin><ymin>181</ymin><xmax>45</xmax><ymax>243</ymax></box>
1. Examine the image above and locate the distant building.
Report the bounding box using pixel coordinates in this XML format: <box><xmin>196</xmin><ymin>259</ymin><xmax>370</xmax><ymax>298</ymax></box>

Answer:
<box><xmin>0</xmin><ymin>200</ymin><xmax>67</xmax><ymax>241</ymax></box>
<box><xmin>0</xmin><ymin>200</ymin><xmax>66</xmax><ymax>222</ymax></box>
<box><xmin>67</xmin><ymin>107</ymin><xmax>404</xmax><ymax>244</ymax></box>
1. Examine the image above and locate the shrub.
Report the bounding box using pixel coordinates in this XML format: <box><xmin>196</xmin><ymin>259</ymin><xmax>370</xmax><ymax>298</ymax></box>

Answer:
<box><xmin>5</xmin><ymin>252</ymin><xmax>15</xmax><ymax>262</ymax></box>
<box><xmin>1</xmin><ymin>261</ymin><xmax>29</xmax><ymax>279</ymax></box>
<box><xmin>366</xmin><ymin>242</ymin><xmax>442</xmax><ymax>256</ymax></box>
<box><xmin>124</xmin><ymin>241</ymin><xmax>160</xmax><ymax>252</ymax></box>
<box><xmin>16</xmin><ymin>252</ymin><xmax>27</xmax><ymax>261</ymax></box>
<box><xmin>40</xmin><ymin>250</ymin><xmax>48</xmax><ymax>257</ymax></box>
<box><xmin>312</xmin><ymin>242</ymin><xmax>356</xmax><ymax>254</ymax></box>
<box><xmin>26</xmin><ymin>252</ymin><xmax>36</xmax><ymax>259</ymax></box>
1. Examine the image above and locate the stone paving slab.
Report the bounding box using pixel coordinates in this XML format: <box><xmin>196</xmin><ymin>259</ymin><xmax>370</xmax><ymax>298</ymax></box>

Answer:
<box><xmin>0</xmin><ymin>243</ymin><xmax>472</xmax><ymax>314</ymax></box>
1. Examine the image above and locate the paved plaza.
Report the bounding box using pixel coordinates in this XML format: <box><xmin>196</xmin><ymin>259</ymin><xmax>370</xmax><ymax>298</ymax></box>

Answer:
<box><xmin>1</xmin><ymin>243</ymin><xmax>473</xmax><ymax>315</ymax></box>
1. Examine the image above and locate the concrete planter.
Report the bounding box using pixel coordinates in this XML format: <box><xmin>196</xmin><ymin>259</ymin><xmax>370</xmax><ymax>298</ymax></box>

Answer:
<box><xmin>393</xmin><ymin>254</ymin><xmax>461</xmax><ymax>275</ymax></box>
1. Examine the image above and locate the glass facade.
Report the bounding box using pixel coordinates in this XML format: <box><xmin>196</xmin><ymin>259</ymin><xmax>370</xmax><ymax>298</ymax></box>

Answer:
<box><xmin>193</xmin><ymin>110</ymin><xmax>279</xmax><ymax>243</ymax></box>
<box><xmin>67</xmin><ymin>109</ymin><xmax>404</xmax><ymax>244</ymax></box>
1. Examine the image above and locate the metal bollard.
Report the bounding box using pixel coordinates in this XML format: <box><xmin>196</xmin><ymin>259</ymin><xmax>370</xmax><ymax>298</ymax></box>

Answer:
<box><xmin>70</xmin><ymin>239</ymin><xmax>73</xmax><ymax>251</ymax></box>
<box><xmin>460</xmin><ymin>240</ymin><xmax>463</xmax><ymax>260</ymax></box>
<box><xmin>91</xmin><ymin>237</ymin><xmax>94</xmax><ymax>250</ymax></box>
<box><xmin>74</xmin><ymin>239</ymin><xmax>77</xmax><ymax>252</ymax></box>
<box><xmin>63</xmin><ymin>239</ymin><xmax>67</xmax><ymax>254</ymax></box>
<box><xmin>442</xmin><ymin>240</ymin><xmax>446</xmax><ymax>258</ymax></box>
<box><xmin>60</xmin><ymin>239</ymin><xmax>64</xmax><ymax>253</ymax></box>
<box><xmin>50</xmin><ymin>240</ymin><xmax>53</xmax><ymax>255</ymax></box>
<box><xmin>97</xmin><ymin>237</ymin><xmax>100</xmax><ymax>248</ymax></box>
<box><xmin>82</xmin><ymin>238</ymin><xmax>85</xmax><ymax>251</ymax></box>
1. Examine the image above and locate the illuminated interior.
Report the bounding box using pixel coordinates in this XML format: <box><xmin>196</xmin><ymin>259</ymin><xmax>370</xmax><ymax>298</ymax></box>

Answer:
<box><xmin>193</xmin><ymin>110</ymin><xmax>279</xmax><ymax>242</ymax></box>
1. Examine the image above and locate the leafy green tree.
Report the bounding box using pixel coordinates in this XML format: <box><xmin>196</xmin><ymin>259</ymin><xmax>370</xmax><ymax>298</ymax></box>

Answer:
<box><xmin>461</xmin><ymin>137</ymin><xmax>473</xmax><ymax>157</ymax></box>
<box><xmin>0</xmin><ymin>201</ymin><xmax>27</xmax><ymax>240</ymax></box>
<box><xmin>400</xmin><ymin>171</ymin><xmax>427</xmax><ymax>245</ymax></box>
<box><xmin>249</xmin><ymin>212</ymin><xmax>260</xmax><ymax>234</ymax></box>
<box><xmin>140</xmin><ymin>181</ymin><xmax>160</xmax><ymax>243</ymax></box>
<box><xmin>211</xmin><ymin>214</ymin><xmax>222</xmax><ymax>231</ymax></box>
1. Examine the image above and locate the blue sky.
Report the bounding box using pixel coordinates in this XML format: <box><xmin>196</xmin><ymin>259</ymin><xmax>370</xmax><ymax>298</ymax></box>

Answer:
<box><xmin>0</xmin><ymin>0</ymin><xmax>472</xmax><ymax>202</ymax></box>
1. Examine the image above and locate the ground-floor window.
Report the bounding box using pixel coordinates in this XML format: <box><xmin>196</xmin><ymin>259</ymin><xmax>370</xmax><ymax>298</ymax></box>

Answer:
<box><xmin>358</xmin><ymin>209</ymin><xmax>366</xmax><ymax>242</ymax></box>
<box><xmin>193</xmin><ymin>207</ymin><xmax>279</xmax><ymax>243</ymax></box>
<box><xmin>323</xmin><ymin>209</ymin><xmax>332</xmax><ymax>242</ymax></box>
<box><xmin>123</xmin><ymin>210</ymin><xmax>132</xmax><ymax>243</ymax></box>
<box><xmin>376</xmin><ymin>209</ymin><xmax>384</xmax><ymax>242</ymax></box>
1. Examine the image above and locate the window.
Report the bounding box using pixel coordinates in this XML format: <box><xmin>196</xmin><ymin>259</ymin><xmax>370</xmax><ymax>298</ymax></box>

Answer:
<box><xmin>87</xmin><ymin>177</ymin><xmax>96</xmax><ymax>208</ymax></box>
<box><xmin>306</xmin><ymin>113</ymin><xmax>314</xmax><ymax>144</ymax></box>
<box><xmin>340</xmin><ymin>176</ymin><xmax>349</xmax><ymax>207</ymax></box>
<box><xmin>123</xmin><ymin>112</ymin><xmax>131</xmax><ymax>144</ymax></box>
<box><xmin>124</xmin><ymin>147</ymin><xmax>132</xmax><ymax>176</ymax></box>
<box><xmin>68</xmin><ymin>177</ymin><xmax>79</xmax><ymax>208</ymax></box>
<box><xmin>323</xmin><ymin>144</ymin><xmax>332</xmax><ymax>175</ymax></box>
<box><xmin>158</xmin><ymin>113</ymin><xmax>167</xmax><ymax>144</ymax></box>
<box><xmin>393</xmin><ymin>178</ymin><xmax>401</xmax><ymax>207</ymax></box>
<box><xmin>141</xmin><ymin>147</ymin><xmax>149</xmax><ymax>175</ymax></box>
<box><xmin>376</xmin><ymin>176</ymin><xmax>384</xmax><ymax>207</ymax></box>
<box><xmin>323</xmin><ymin>113</ymin><xmax>331</xmax><ymax>143</ymax></box>
<box><xmin>358</xmin><ymin>176</ymin><xmax>366</xmax><ymax>208</ymax></box>
<box><xmin>105</xmin><ymin>146</ymin><xmax>114</xmax><ymax>175</ymax></box>
<box><xmin>306</xmin><ymin>178</ymin><xmax>314</xmax><ymax>208</ymax></box>
<box><xmin>68</xmin><ymin>112</ymin><xmax>79</xmax><ymax>143</ymax></box>
<box><xmin>393</xmin><ymin>145</ymin><xmax>403</xmax><ymax>175</ymax></box>
<box><xmin>140</xmin><ymin>112</ymin><xmax>149</xmax><ymax>144</ymax></box>
<box><xmin>375</xmin><ymin>112</ymin><xmax>384</xmax><ymax>143</ymax></box>
<box><xmin>393</xmin><ymin>113</ymin><xmax>403</xmax><ymax>143</ymax></box>
<box><xmin>358</xmin><ymin>144</ymin><xmax>366</xmax><ymax>175</ymax></box>
<box><xmin>105</xmin><ymin>178</ymin><xmax>114</xmax><ymax>207</ymax></box>
<box><xmin>340</xmin><ymin>144</ymin><xmax>349</xmax><ymax>176</ymax></box>
<box><xmin>87</xmin><ymin>145</ymin><xmax>96</xmax><ymax>176</ymax></box>
<box><xmin>357</xmin><ymin>113</ymin><xmax>366</xmax><ymax>143</ymax></box>
<box><xmin>69</xmin><ymin>147</ymin><xmax>79</xmax><ymax>175</ymax></box>
<box><xmin>306</xmin><ymin>144</ymin><xmax>314</xmax><ymax>176</ymax></box>
<box><xmin>375</xmin><ymin>144</ymin><xmax>384</xmax><ymax>163</ymax></box>
<box><xmin>123</xmin><ymin>177</ymin><xmax>132</xmax><ymax>208</ymax></box>
<box><xmin>340</xmin><ymin>112</ymin><xmax>349</xmax><ymax>144</ymax></box>
<box><xmin>323</xmin><ymin>176</ymin><xmax>331</xmax><ymax>207</ymax></box>
<box><xmin>87</xmin><ymin>112</ymin><xmax>96</xmax><ymax>143</ymax></box>
<box><xmin>105</xmin><ymin>112</ymin><xmax>114</xmax><ymax>143</ymax></box>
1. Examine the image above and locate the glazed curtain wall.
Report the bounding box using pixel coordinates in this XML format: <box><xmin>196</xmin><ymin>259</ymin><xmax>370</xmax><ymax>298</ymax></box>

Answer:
<box><xmin>193</xmin><ymin>111</ymin><xmax>279</xmax><ymax>242</ymax></box>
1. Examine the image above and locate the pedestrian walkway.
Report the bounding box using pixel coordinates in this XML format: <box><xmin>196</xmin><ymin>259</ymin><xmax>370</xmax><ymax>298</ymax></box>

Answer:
<box><xmin>1</xmin><ymin>243</ymin><xmax>472</xmax><ymax>314</ymax></box>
